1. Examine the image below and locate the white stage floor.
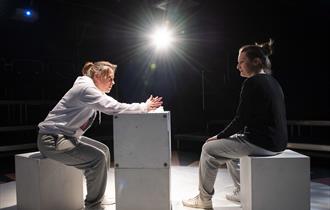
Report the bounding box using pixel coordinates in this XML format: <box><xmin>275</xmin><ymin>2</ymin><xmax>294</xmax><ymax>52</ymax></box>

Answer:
<box><xmin>0</xmin><ymin>166</ymin><xmax>329</xmax><ymax>210</ymax></box>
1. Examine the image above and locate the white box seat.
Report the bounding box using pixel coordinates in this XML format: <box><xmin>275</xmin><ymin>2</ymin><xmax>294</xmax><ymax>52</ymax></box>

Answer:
<box><xmin>240</xmin><ymin>149</ymin><xmax>310</xmax><ymax>210</ymax></box>
<box><xmin>15</xmin><ymin>151</ymin><xmax>84</xmax><ymax>210</ymax></box>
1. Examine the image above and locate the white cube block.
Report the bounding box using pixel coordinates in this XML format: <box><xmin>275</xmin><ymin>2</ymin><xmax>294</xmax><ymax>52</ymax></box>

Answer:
<box><xmin>15</xmin><ymin>152</ymin><xmax>84</xmax><ymax>210</ymax></box>
<box><xmin>113</xmin><ymin>112</ymin><xmax>171</xmax><ymax>210</ymax></box>
<box><xmin>115</xmin><ymin>168</ymin><xmax>171</xmax><ymax>210</ymax></box>
<box><xmin>240</xmin><ymin>149</ymin><xmax>310</xmax><ymax>210</ymax></box>
<box><xmin>113</xmin><ymin>112</ymin><xmax>171</xmax><ymax>168</ymax></box>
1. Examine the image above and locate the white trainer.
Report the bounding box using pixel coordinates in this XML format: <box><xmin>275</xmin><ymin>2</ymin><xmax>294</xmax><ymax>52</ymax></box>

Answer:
<box><xmin>182</xmin><ymin>194</ymin><xmax>213</xmax><ymax>209</ymax></box>
<box><xmin>225</xmin><ymin>188</ymin><xmax>240</xmax><ymax>202</ymax></box>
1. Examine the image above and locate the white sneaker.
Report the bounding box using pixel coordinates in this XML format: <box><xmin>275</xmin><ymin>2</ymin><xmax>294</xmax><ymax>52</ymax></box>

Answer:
<box><xmin>182</xmin><ymin>194</ymin><xmax>213</xmax><ymax>209</ymax></box>
<box><xmin>225</xmin><ymin>188</ymin><xmax>240</xmax><ymax>202</ymax></box>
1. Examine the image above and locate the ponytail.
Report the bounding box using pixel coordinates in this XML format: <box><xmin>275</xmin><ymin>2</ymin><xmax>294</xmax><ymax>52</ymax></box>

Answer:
<box><xmin>82</xmin><ymin>62</ymin><xmax>94</xmax><ymax>77</ymax></box>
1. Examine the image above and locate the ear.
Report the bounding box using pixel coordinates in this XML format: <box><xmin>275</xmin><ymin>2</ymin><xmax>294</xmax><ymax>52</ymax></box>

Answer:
<box><xmin>252</xmin><ymin>57</ymin><xmax>262</xmax><ymax>66</ymax></box>
<box><xmin>92</xmin><ymin>73</ymin><xmax>101</xmax><ymax>83</ymax></box>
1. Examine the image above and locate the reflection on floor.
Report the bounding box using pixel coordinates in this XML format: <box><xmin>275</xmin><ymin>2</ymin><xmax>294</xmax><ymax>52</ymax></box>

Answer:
<box><xmin>0</xmin><ymin>151</ymin><xmax>329</xmax><ymax>210</ymax></box>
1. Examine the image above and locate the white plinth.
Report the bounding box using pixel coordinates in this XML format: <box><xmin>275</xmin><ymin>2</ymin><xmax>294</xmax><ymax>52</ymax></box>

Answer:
<box><xmin>113</xmin><ymin>112</ymin><xmax>171</xmax><ymax>169</ymax></box>
<box><xmin>115</xmin><ymin>168</ymin><xmax>171</xmax><ymax>210</ymax></box>
<box><xmin>15</xmin><ymin>151</ymin><xmax>84</xmax><ymax>210</ymax></box>
<box><xmin>113</xmin><ymin>112</ymin><xmax>171</xmax><ymax>210</ymax></box>
<box><xmin>240</xmin><ymin>149</ymin><xmax>310</xmax><ymax>210</ymax></box>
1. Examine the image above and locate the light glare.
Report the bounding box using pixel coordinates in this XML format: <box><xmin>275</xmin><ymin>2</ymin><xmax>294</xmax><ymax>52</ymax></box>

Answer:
<box><xmin>25</xmin><ymin>10</ymin><xmax>32</xmax><ymax>16</ymax></box>
<box><xmin>151</xmin><ymin>26</ymin><xmax>173</xmax><ymax>50</ymax></box>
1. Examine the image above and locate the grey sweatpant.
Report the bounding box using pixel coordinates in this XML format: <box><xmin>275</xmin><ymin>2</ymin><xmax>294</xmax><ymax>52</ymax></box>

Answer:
<box><xmin>37</xmin><ymin>133</ymin><xmax>110</xmax><ymax>208</ymax></box>
<box><xmin>198</xmin><ymin>134</ymin><xmax>279</xmax><ymax>200</ymax></box>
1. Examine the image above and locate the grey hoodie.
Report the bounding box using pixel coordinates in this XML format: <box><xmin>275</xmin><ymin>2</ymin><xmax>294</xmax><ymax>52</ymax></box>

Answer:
<box><xmin>38</xmin><ymin>76</ymin><xmax>148</xmax><ymax>138</ymax></box>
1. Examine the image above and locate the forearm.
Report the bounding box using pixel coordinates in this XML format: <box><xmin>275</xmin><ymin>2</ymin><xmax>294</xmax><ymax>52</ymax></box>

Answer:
<box><xmin>216</xmin><ymin>116</ymin><xmax>244</xmax><ymax>139</ymax></box>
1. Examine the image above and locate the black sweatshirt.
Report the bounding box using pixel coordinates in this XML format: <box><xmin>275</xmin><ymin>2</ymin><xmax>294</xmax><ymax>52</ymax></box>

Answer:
<box><xmin>217</xmin><ymin>74</ymin><xmax>288</xmax><ymax>152</ymax></box>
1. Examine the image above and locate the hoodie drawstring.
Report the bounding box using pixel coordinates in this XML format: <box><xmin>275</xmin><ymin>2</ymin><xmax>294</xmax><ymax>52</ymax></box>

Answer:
<box><xmin>98</xmin><ymin>111</ymin><xmax>102</xmax><ymax>124</ymax></box>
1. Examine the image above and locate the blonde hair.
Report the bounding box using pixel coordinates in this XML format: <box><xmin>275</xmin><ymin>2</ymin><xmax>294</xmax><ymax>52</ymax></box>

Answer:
<box><xmin>82</xmin><ymin>61</ymin><xmax>117</xmax><ymax>78</ymax></box>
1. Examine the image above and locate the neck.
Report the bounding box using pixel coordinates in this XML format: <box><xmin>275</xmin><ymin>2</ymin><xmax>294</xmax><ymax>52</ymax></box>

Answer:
<box><xmin>247</xmin><ymin>69</ymin><xmax>266</xmax><ymax>78</ymax></box>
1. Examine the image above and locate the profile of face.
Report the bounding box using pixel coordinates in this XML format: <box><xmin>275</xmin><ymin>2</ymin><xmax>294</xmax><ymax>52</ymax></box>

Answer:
<box><xmin>236</xmin><ymin>51</ymin><xmax>261</xmax><ymax>78</ymax></box>
<box><xmin>93</xmin><ymin>69</ymin><xmax>115</xmax><ymax>93</ymax></box>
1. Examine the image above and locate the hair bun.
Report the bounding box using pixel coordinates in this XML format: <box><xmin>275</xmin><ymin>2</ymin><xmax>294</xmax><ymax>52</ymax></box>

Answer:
<box><xmin>82</xmin><ymin>62</ymin><xmax>94</xmax><ymax>76</ymax></box>
<box><xmin>256</xmin><ymin>39</ymin><xmax>274</xmax><ymax>56</ymax></box>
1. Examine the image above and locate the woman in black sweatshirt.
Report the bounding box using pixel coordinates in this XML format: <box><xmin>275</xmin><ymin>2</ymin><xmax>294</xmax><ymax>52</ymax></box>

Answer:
<box><xmin>182</xmin><ymin>39</ymin><xmax>288</xmax><ymax>209</ymax></box>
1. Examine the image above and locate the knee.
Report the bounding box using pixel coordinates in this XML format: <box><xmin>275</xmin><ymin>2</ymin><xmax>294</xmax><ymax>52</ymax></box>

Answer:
<box><xmin>200</xmin><ymin>142</ymin><xmax>215</xmax><ymax>164</ymax></box>
<box><xmin>105</xmin><ymin>146</ymin><xmax>110</xmax><ymax>157</ymax></box>
<box><xmin>105</xmin><ymin>147</ymin><xmax>111</xmax><ymax>164</ymax></box>
<box><xmin>99</xmin><ymin>143</ymin><xmax>110</xmax><ymax>158</ymax></box>
<box><xmin>94</xmin><ymin>149</ymin><xmax>107</xmax><ymax>165</ymax></box>
<box><xmin>202</xmin><ymin>142</ymin><xmax>213</xmax><ymax>156</ymax></box>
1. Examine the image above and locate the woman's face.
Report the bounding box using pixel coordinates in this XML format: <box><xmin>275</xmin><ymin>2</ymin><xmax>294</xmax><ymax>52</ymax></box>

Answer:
<box><xmin>236</xmin><ymin>51</ymin><xmax>258</xmax><ymax>78</ymax></box>
<box><xmin>94</xmin><ymin>70</ymin><xmax>115</xmax><ymax>93</ymax></box>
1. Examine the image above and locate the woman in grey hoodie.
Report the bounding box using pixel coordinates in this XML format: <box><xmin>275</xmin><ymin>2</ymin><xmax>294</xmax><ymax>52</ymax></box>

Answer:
<box><xmin>37</xmin><ymin>61</ymin><xmax>163</xmax><ymax>210</ymax></box>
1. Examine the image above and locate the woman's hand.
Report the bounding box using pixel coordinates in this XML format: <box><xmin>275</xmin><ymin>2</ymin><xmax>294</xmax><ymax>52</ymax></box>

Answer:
<box><xmin>146</xmin><ymin>95</ymin><xmax>163</xmax><ymax>111</ymax></box>
<box><xmin>206</xmin><ymin>135</ymin><xmax>219</xmax><ymax>142</ymax></box>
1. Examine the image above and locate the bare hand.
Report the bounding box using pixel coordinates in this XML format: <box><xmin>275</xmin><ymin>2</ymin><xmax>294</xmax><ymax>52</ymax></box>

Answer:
<box><xmin>206</xmin><ymin>135</ymin><xmax>219</xmax><ymax>142</ymax></box>
<box><xmin>146</xmin><ymin>95</ymin><xmax>163</xmax><ymax>111</ymax></box>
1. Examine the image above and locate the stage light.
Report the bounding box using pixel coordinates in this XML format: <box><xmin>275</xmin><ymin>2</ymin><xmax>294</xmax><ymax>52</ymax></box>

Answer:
<box><xmin>12</xmin><ymin>8</ymin><xmax>38</xmax><ymax>22</ymax></box>
<box><xmin>150</xmin><ymin>25</ymin><xmax>174</xmax><ymax>50</ymax></box>
<box><xmin>25</xmin><ymin>10</ymin><xmax>32</xmax><ymax>16</ymax></box>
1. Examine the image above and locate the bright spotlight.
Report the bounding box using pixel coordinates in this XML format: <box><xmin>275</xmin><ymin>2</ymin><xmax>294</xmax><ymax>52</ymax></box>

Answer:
<box><xmin>12</xmin><ymin>8</ymin><xmax>38</xmax><ymax>22</ymax></box>
<box><xmin>25</xmin><ymin>10</ymin><xmax>32</xmax><ymax>16</ymax></box>
<box><xmin>150</xmin><ymin>26</ymin><xmax>174</xmax><ymax>50</ymax></box>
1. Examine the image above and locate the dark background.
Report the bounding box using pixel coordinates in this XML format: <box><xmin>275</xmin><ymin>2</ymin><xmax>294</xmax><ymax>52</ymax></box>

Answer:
<box><xmin>0</xmin><ymin>0</ymin><xmax>329</xmax><ymax>148</ymax></box>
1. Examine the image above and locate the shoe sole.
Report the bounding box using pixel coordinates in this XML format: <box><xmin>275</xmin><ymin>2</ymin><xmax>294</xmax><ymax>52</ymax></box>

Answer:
<box><xmin>225</xmin><ymin>196</ymin><xmax>240</xmax><ymax>203</ymax></box>
<box><xmin>182</xmin><ymin>202</ymin><xmax>213</xmax><ymax>209</ymax></box>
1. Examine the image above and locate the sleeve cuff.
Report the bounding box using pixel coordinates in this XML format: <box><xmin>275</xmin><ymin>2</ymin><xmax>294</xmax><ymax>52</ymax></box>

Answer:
<box><xmin>216</xmin><ymin>133</ymin><xmax>223</xmax><ymax>139</ymax></box>
<box><xmin>141</xmin><ymin>102</ymin><xmax>148</xmax><ymax>113</ymax></box>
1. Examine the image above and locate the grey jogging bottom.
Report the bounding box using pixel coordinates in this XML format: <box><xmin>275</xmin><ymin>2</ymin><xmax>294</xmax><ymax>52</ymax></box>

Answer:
<box><xmin>37</xmin><ymin>133</ymin><xmax>110</xmax><ymax>208</ymax></box>
<box><xmin>199</xmin><ymin>134</ymin><xmax>280</xmax><ymax>200</ymax></box>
